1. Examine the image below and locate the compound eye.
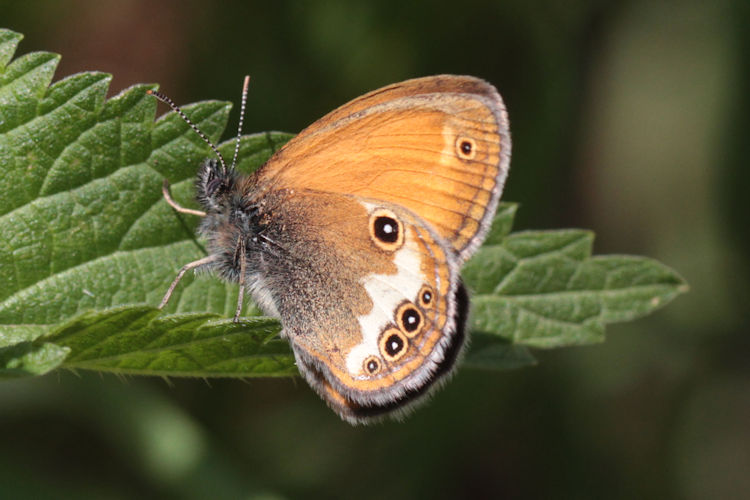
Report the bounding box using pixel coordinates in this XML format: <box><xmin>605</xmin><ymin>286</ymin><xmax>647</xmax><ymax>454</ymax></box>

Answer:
<box><xmin>206</xmin><ymin>177</ymin><xmax>223</xmax><ymax>197</ymax></box>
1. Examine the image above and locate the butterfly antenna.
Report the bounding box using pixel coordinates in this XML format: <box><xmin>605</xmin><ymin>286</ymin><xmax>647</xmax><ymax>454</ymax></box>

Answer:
<box><xmin>147</xmin><ymin>88</ymin><xmax>228</xmax><ymax>174</ymax></box>
<box><xmin>231</xmin><ymin>75</ymin><xmax>251</xmax><ymax>170</ymax></box>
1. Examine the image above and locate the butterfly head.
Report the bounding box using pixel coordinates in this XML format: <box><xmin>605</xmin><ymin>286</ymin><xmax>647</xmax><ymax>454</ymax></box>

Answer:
<box><xmin>195</xmin><ymin>159</ymin><xmax>239</xmax><ymax>213</ymax></box>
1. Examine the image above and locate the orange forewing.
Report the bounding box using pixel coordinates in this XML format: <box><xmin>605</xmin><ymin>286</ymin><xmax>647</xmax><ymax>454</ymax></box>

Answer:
<box><xmin>255</xmin><ymin>75</ymin><xmax>510</xmax><ymax>260</ymax></box>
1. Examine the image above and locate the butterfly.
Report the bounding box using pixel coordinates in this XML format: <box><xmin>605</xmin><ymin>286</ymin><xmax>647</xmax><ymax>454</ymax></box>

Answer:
<box><xmin>148</xmin><ymin>75</ymin><xmax>511</xmax><ymax>424</ymax></box>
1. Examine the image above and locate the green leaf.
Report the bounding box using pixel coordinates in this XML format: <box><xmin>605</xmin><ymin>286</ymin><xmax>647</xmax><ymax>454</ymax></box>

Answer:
<box><xmin>465</xmin><ymin>230</ymin><xmax>689</xmax><ymax>350</ymax></box>
<box><xmin>0</xmin><ymin>28</ymin><xmax>688</xmax><ymax>378</ymax></box>
<box><xmin>462</xmin><ymin>334</ymin><xmax>537</xmax><ymax>371</ymax></box>
<box><xmin>41</xmin><ymin>306</ymin><xmax>295</xmax><ymax>377</ymax></box>
<box><xmin>482</xmin><ymin>202</ymin><xmax>518</xmax><ymax>246</ymax></box>
<box><xmin>0</xmin><ymin>28</ymin><xmax>295</xmax><ymax>377</ymax></box>
<box><xmin>0</xmin><ymin>341</ymin><xmax>69</xmax><ymax>378</ymax></box>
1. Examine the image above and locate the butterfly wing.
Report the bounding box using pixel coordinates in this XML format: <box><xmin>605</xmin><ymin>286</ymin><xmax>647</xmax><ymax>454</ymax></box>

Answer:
<box><xmin>252</xmin><ymin>190</ymin><xmax>466</xmax><ymax>423</ymax></box>
<box><xmin>242</xmin><ymin>75</ymin><xmax>511</xmax><ymax>422</ymax></box>
<box><xmin>253</xmin><ymin>75</ymin><xmax>511</xmax><ymax>261</ymax></box>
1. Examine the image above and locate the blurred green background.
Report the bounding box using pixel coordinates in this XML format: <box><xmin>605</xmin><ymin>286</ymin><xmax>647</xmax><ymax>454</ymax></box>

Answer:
<box><xmin>1</xmin><ymin>0</ymin><xmax>748</xmax><ymax>498</ymax></box>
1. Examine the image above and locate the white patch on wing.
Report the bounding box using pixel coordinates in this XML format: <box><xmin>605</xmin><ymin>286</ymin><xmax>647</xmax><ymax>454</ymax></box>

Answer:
<box><xmin>346</xmin><ymin>217</ymin><xmax>424</xmax><ymax>376</ymax></box>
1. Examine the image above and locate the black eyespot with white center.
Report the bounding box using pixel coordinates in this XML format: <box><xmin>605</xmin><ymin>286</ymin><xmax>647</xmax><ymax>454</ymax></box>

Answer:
<box><xmin>385</xmin><ymin>334</ymin><xmax>404</xmax><ymax>356</ymax></box>
<box><xmin>379</xmin><ymin>328</ymin><xmax>408</xmax><ymax>362</ymax></box>
<box><xmin>368</xmin><ymin>208</ymin><xmax>404</xmax><ymax>251</ymax></box>
<box><xmin>402</xmin><ymin>308</ymin><xmax>420</xmax><ymax>332</ymax></box>
<box><xmin>418</xmin><ymin>285</ymin><xmax>434</xmax><ymax>309</ymax></box>
<box><xmin>396</xmin><ymin>301</ymin><xmax>424</xmax><ymax>338</ymax></box>
<box><xmin>456</xmin><ymin>136</ymin><xmax>477</xmax><ymax>161</ymax></box>
<box><xmin>374</xmin><ymin>216</ymin><xmax>398</xmax><ymax>243</ymax></box>
<box><xmin>363</xmin><ymin>356</ymin><xmax>381</xmax><ymax>375</ymax></box>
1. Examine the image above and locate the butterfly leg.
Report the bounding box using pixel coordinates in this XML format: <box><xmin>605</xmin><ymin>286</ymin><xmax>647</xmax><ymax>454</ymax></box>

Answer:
<box><xmin>159</xmin><ymin>254</ymin><xmax>218</xmax><ymax>309</ymax></box>
<box><xmin>162</xmin><ymin>179</ymin><xmax>207</xmax><ymax>217</ymax></box>
<box><xmin>233</xmin><ymin>239</ymin><xmax>247</xmax><ymax>323</ymax></box>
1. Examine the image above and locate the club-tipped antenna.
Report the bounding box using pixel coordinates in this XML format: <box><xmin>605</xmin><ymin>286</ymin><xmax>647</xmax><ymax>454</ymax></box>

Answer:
<box><xmin>147</xmin><ymin>88</ymin><xmax>228</xmax><ymax>174</ymax></box>
<box><xmin>231</xmin><ymin>76</ymin><xmax>251</xmax><ymax>170</ymax></box>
